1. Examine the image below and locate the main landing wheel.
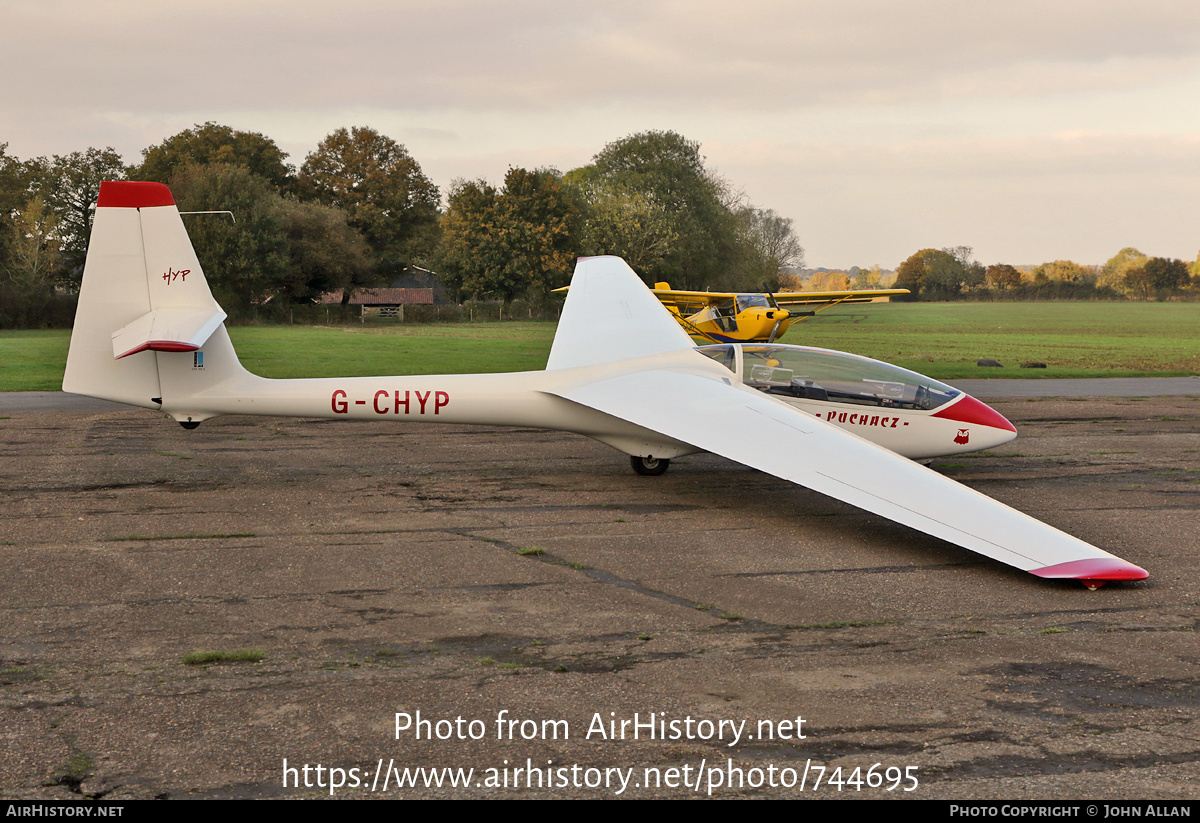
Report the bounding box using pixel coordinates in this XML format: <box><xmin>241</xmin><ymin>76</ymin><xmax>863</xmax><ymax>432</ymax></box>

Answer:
<box><xmin>631</xmin><ymin>455</ymin><xmax>670</xmax><ymax>476</ymax></box>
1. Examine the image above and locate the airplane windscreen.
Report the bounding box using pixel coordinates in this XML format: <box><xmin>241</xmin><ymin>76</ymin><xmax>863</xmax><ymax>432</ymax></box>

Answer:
<box><xmin>736</xmin><ymin>294</ymin><xmax>770</xmax><ymax>310</ymax></box>
<box><xmin>737</xmin><ymin>345</ymin><xmax>961</xmax><ymax>410</ymax></box>
<box><xmin>695</xmin><ymin>301</ymin><xmax>738</xmax><ymax>332</ymax></box>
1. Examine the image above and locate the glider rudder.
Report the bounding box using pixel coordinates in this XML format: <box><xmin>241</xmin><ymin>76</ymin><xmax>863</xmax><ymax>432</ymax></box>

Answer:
<box><xmin>63</xmin><ymin>181</ymin><xmax>232</xmax><ymax>412</ymax></box>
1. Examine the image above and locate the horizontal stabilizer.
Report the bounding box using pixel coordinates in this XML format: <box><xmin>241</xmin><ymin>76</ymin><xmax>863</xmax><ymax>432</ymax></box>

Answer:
<box><xmin>112</xmin><ymin>307</ymin><xmax>227</xmax><ymax>359</ymax></box>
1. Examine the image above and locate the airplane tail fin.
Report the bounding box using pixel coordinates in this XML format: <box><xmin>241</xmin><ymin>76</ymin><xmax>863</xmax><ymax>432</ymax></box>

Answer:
<box><xmin>63</xmin><ymin>181</ymin><xmax>245</xmax><ymax>423</ymax></box>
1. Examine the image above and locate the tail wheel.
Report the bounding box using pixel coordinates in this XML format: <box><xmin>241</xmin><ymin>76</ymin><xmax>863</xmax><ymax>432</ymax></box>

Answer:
<box><xmin>631</xmin><ymin>455</ymin><xmax>670</xmax><ymax>476</ymax></box>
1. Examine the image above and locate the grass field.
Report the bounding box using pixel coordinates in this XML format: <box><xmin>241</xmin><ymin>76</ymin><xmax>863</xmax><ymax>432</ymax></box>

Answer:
<box><xmin>2</xmin><ymin>302</ymin><xmax>1197</xmax><ymax>392</ymax></box>
<box><xmin>229</xmin><ymin>323</ymin><xmax>556</xmax><ymax>379</ymax></box>
<box><xmin>793</xmin><ymin>301</ymin><xmax>1200</xmax><ymax>379</ymax></box>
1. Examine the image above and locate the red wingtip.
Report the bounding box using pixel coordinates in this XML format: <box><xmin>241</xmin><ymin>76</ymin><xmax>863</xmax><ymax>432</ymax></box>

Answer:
<box><xmin>97</xmin><ymin>181</ymin><xmax>175</xmax><ymax>208</ymax></box>
<box><xmin>1030</xmin><ymin>558</ymin><xmax>1149</xmax><ymax>581</ymax></box>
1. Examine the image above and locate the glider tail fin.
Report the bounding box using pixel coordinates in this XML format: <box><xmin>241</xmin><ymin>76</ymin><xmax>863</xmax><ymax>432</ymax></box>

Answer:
<box><xmin>547</xmin><ymin>257</ymin><xmax>693</xmax><ymax>370</ymax></box>
<box><xmin>63</xmin><ymin>181</ymin><xmax>243</xmax><ymax>420</ymax></box>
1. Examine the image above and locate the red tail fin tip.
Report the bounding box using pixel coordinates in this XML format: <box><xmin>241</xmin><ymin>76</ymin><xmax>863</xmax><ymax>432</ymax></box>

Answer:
<box><xmin>96</xmin><ymin>181</ymin><xmax>175</xmax><ymax>209</ymax></box>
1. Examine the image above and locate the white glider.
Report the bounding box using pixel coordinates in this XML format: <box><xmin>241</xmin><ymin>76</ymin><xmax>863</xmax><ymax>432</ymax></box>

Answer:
<box><xmin>63</xmin><ymin>181</ymin><xmax>1148</xmax><ymax>588</ymax></box>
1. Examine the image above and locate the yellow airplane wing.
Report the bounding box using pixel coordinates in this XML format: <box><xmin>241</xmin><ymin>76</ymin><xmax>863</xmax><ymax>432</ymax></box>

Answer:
<box><xmin>649</xmin><ymin>285</ymin><xmax>909</xmax><ymax>314</ymax></box>
<box><xmin>647</xmin><ymin>286</ymin><xmax>737</xmax><ymax>310</ymax></box>
<box><xmin>557</xmin><ymin>283</ymin><xmax>910</xmax><ymax>317</ymax></box>
<box><xmin>555</xmin><ymin>284</ymin><xmax>745</xmax><ymax>312</ymax></box>
<box><xmin>772</xmin><ymin>289</ymin><xmax>910</xmax><ymax>306</ymax></box>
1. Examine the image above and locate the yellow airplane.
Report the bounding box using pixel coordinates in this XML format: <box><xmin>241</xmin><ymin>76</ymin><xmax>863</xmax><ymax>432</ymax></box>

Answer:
<box><xmin>650</xmin><ymin>283</ymin><xmax>910</xmax><ymax>343</ymax></box>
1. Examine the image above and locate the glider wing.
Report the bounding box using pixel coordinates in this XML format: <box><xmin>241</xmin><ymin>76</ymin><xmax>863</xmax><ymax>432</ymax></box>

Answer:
<box><xmin>549</xmin><ymin>366</ymin><xmax>1147</xmax><ymax>583</ymax></box>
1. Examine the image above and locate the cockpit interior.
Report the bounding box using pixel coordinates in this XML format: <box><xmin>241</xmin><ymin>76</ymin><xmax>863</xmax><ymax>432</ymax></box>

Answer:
<box><xmin>695</xmin><ymin>344</ymin><xmax>961</xmax><ymax>411</ymax></box>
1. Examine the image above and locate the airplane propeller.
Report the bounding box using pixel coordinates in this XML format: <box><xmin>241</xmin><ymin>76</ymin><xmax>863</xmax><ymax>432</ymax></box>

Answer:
<box><xmin>763</xmin><ymin>281</ymin><xmax>787</xmax><ymax>343</ymax></box>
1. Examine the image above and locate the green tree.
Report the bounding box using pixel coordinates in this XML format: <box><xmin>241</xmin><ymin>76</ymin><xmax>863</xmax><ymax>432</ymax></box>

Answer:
<box><xmin>896</xmin><ymin>247</ymin><xmax>979</xmax><ymax>299</ymax></box>
<box><xmin>1031</xmin><ymin>259</ymin><xmax>1091</xmax><ymax>284</ymax></box>
<box><xmin>0</xmin><ymin>143</ymin><xmax>31</xmax><ymax>211</ymax></box>
<box><xmin>168</xmin><ymin>163</ymin><xmax>289</xmax><ymax>313</ymax></box>
<box><xmin>132</xmin><ymin>123</ymin><xmax>293</xmax><ymax>190</ymax></box>
<box><xmin>985</xmin><ymin>264</ymin><xmax>1022</xmax><ymax>290</ymax></box>
<box><xmin>810</xmin><ymin>270</ymin><xmax>850</xmax><ymax>291</ymax></box>
<box><xmin>893</xmin><ymin>253</ymin><xmax>927</xmax><ymax>298</ymax></box>
<box><xmin>1104</xmin><ymin>247</ymin><xmax>1148</xmax><ymax>275</ymax></box>
<box><xmin>0</xmin><ymin>144</ymin><xmax>34</xmax><ymax>277</ymax></box>
<box><xmin>437</xmin><ymin>178</ymin><xmax>503</xmax><ymax>303</ymax></box>
<box><xmin>274</xmin><ymin>199</ymin><xmax>374</xmax><ymax>304</ymax></box>
<box><xmin>169</xmin><ymin>163</ymin><xmax>377</xmax><ymax>312</ymax></box>
<box><xmin>1100</xmin><ymin>247</ymin><xmax>1148</xmax><ymax>293</ymax></box>
<box><xmin>298</xmin><ymin>127</ymin><xmax>439</xmax><ymax>275</ymax></box>
<box><xmin>497</xmin><ymin>167</ymin><xmax>580</xmax><ymax>302</ymax></box>
<box><xmin>923</xmin><ymin>250</ymin><xmax>963</xmax><ymax>297</ymax></box>
<box><xmin>437</xmin><ymin>168</ymin><xmax>580</xmax><ymax>304</ymax></box>
<box><xmin>566</xmin><ymin>174</ymin><xmax>678</xmax><ymax>274</ymax></box>
<box><xmin>30</xmin><ymin>147</ymin><xmax>127</xmax><ymax>281</ymax></box>
<box><xmin>944</xmin><ymin>246</ymin><xmax>986</xmax><ymax>292</ymax></box>
<box><xmin>735</xmin><ymin>207</ymin><xmax>804</xmax><ymax>291</ymax></box>
<box><xmin>0</xmin><ymin>196</ymin><xmax>61</xmax><ymax>327</ymax></box>
<box><xmin>852</xmin><ymin>265</ymin><xmax>885</xmax><ymax>290</ymax></box>
<box><xmin>1122</xmin><ymin>265</ymin><xmax>1153</xmax><ymax>299</ymax></box>
<box><xmin>1143</xmin><ymin>257</ymin><xmax>1190</xmax><ymax>293</ymax></box>
<box><xmin>571</xmin><ymin>131</ymin><xmax>740</xmax><ymax>290</ymax></box>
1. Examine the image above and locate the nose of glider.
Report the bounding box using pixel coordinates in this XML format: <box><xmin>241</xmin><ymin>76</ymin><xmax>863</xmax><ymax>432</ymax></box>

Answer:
<box><xmin>932</xmin><ymin>393</ymin><xmax>1018</xmax><ymax>448</ymax></box>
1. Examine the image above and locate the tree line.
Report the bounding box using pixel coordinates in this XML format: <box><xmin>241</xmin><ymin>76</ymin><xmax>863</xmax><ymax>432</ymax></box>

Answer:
<box><xmin>0</xmin><ymin>125</ymin><xmax>804</xmax><ymax>327</ymax></box>
<box><xmin>6</xmin><ymin>122</ymin><xmax>1196</xmax><ymax>330</ymax></box>
<box><xmin>885</xmin><ymin>246</ymin><xmax>1197</xmax><ymax>302</ymax></box>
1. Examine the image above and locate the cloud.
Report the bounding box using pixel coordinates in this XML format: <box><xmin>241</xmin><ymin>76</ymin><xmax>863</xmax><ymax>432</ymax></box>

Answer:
<box><xmin>4</xmin><ymin>1</ymin><xmax>1199</xmax><ymax>267</ymax></box>
<box><xmin>7</xmin><ymin>0</ymin><xmax>1200</xmax><ymax>116</ymax></box>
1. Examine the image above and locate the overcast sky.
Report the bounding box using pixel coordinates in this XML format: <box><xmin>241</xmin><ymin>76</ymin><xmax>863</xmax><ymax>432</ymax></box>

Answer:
<box><xmin>5</xmin><ymin>0</ymin><xmax>1200</xmax><ymax>269</ymax></box>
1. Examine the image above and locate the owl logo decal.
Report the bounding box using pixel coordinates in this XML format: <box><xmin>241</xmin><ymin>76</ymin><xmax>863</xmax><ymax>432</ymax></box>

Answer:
<box><xmin>954</xmin><ymin>429</ymin><xmax>970</xmax><ymax>445</ymax></box>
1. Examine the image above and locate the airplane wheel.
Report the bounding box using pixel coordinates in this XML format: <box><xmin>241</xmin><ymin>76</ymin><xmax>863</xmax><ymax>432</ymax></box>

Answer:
<box><xmin>179</xmin><ymin>421</ymin><xmax>200</xmax><ymax>430</ymax></box>
<box><xmin>631</xmin><ymin>456</ymin><xmax>670</xmax><ymax>476</ymax></box>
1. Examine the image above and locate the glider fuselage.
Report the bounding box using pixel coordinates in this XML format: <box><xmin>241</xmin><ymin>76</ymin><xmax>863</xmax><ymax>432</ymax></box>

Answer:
<box><xmin>159</xmin><ymin>331</ymin><xmax>1014</xmax><ymax>463</ymax></box>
